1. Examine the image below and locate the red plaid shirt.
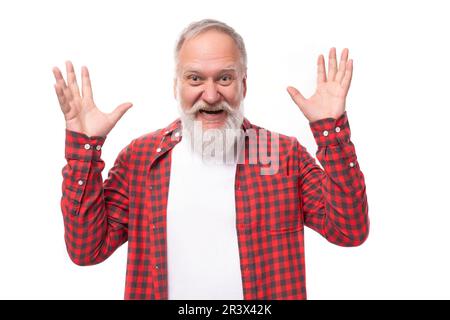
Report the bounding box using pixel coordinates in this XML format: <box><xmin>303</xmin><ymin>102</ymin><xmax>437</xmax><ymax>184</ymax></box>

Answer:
<box><xmin>61</xmin><ymin>111</ymin><xmax>369</xmax><ymax>300</ymax></box>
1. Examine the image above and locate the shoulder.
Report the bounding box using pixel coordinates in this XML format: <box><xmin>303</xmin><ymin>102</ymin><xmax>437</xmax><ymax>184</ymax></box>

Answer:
<box><xmin>130</xmin><ymin>118</ymin><xmax>181</xmax><ymax>150</ymax></box>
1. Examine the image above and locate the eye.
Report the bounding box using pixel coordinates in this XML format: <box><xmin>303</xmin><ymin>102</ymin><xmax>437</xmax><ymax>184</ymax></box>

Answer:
<box><xmin>187</xmin><ymin>75</ymin><xmax>202</xmax><ymax>85</ymax></box>
<box><xmin>219</xmin><ymin>75</ymin><xmax>233</xmax><ymax>85</ymax></box>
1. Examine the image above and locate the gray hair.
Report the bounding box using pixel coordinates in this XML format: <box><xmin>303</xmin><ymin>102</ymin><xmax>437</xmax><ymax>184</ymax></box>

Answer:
<box><xmin>174</xmin><ymin>19</ymin><xmax>247</xmax><ymax>74</ymax></box>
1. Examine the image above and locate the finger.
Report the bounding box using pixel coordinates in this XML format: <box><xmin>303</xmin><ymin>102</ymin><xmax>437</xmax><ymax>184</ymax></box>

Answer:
<box><xmin>317</xmin><ymin>54</ymin><xmax>326</xmax><ymax>85</ymax></box>
<box><xmin>65</xmin><ymin>60</ymin><xmax>81</xmax><ymax>98</ymax></box>
<box><xmin>81</xmin><ymin>66</ymin><xmax>94</xmax><ymax>99</ymax></box>
<box><xmin>335</xmin><ymin>48</ymin><xmax>349</xmax><ymax>83</ymax></box>
<box><xmin>286</xmin><ymin>86</ymin><xmax>306</xmax><ymax>112</ymax></box>
<box><xmin>341</xmin><ymin>59</ymin><xmax>353</xmax><ymax>93</ymax></box>
<box><xmin>54</xmin><ymin>84</ymin><xmax>68</xmax><ymax>112</ymax></box>
<box><xmin>52</xmin><ymin>67</ymin><xmax>67</xmax><ymax>89</ymax></box>
<box><xmin>327</xmin><ymin>47</ymin><xmax>337</xmax><ymax>81</ymax></box>
<box><xmin>63</xmin><ymin>85</ymin><xmax>74</xmax><ymax>103</ymax></box>
<box><xmin>108</xmin><ymin>102</ymin><xmax>133</xmax><ymax>125</ymax></box>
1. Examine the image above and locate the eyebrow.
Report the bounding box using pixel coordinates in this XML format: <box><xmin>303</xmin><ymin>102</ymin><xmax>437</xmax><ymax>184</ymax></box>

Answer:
<box><xmin>183</xmin><ymin>66</ymin><xmax>238</xmax><ymax>75</ymax></box>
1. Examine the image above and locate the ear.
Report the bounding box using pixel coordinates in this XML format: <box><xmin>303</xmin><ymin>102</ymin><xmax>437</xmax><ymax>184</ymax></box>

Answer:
<box><xmin>173</xmin><ymin>78</ymin><xmax>177</xmax><ymax>100</ymax></box>
<box><xmin>242</xmin><ymin>74</ymin><xmax>247</xmax><ymax>98</ymax></box>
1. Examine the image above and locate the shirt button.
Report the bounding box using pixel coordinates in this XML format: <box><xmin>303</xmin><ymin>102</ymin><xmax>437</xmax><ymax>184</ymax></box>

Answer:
<box><xmin>323</xmin><ymin>130</ymin><xmax>329</xmax><ymax>137</ymax></box>
<box><xmin>335</xmin><ymin>126</ymin><xmax>341</xmax><ymax>133</ymax></box>
<box><xmin>156</xmin><ymin>148</ymin><xmax>162</xmax><ymax>153</ymax></box>
<box><xmin>155</xmin><ymin>265</ymin><xmax>159</xmax><ymax>270</ymax></box>
<box><xmin>84</xmin><ymin>144</ymin><xmax>91</xmax><ymax>150</ymax></box>
<box><xmin>95</xmin><ymin>145</ymin><xmax>102</xmax><ymax>151</ymax></box>
<box><xmin>151</xmin><ymin>224</ymin><xmax>156</xmax><ymax>230</ymax></box>
<box><xmin>349</xmin><ymin>162</ymin><xmax>355</xmax><ymax>168</ymax></box>
<box><xmin>78</xmin><ymin>180</ymin><xmax>84</xmax><ymax>186</ymax></box>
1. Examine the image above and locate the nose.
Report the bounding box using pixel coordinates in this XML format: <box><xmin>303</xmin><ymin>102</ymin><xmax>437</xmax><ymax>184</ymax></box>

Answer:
<box><xmin>201</xmin><ymin>80</ymin><xmax>221</xmax><ymax>105</ymax></box>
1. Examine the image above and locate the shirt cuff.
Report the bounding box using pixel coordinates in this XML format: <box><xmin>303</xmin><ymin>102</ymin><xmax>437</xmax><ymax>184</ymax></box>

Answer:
<box><xmin>309</xmin><ymin>111</ymin><xmax>351</xmax><ymax>147</ymax></box>
<box><xmin>65</xmin><ymin>129</ymin><xmax>106</xmax><ymax>161</ymax></box>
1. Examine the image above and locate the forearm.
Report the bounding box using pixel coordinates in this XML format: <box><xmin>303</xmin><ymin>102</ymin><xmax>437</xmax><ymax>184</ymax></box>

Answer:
<box><xmin>302</xmin><ymin>112</ymin><xmax>369</xmax><ymax>246</ymax></box>
<box><xmin>61</xmin><ymin>130</ymin><xmax>128</xmax><ymax>265</ymax></box>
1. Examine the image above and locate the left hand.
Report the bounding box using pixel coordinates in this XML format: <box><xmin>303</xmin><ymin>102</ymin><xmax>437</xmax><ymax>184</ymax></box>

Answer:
<box><xmin>287</xmin><ymin>47</ymin><xmax>353</xmax><ymax>122</ymax></box>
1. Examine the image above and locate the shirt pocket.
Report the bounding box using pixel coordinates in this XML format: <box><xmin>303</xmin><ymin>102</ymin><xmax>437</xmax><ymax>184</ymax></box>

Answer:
<box><xmin>252</xmin><ymin>174</ymin><xmax>303</xmax><ymax>234</ymax></box>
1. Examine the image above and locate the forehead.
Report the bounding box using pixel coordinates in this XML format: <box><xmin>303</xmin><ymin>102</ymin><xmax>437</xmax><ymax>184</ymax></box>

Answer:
<box><xmin>178</xmin><ymin>30</ymin><xmax>241</xmax><ymax>73</ymax></box>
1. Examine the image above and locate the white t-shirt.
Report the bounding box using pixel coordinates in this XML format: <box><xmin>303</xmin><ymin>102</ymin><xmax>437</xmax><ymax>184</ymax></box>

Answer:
<box><xmin>166</xmin><ymin>135</ymin><xmax>244</xmax><ymax>300</ymax></box>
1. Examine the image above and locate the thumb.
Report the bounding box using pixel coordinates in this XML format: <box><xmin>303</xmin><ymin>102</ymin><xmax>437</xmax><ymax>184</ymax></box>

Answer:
<box><xmin>286</xmin><ymin>86</ymin><xmax>306</xmax><ymax>112</ymax></box>
<box><xmin>109</xmin><ymin>102</ymin><xmax>133</xmax><ymax>125</ymax></box>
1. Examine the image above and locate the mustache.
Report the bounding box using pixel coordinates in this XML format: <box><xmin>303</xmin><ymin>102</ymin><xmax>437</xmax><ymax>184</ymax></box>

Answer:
<box><xmin>184</xmin><ymin>101</ymin><xmax>235</xmax><ymax>115</ymax></box>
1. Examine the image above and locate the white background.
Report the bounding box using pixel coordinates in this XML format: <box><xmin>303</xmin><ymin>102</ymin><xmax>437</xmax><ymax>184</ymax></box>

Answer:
<box><xmin>0</xmin><ymin>0</ymin><xmax>449</xmax><ymax>299</ymax></box>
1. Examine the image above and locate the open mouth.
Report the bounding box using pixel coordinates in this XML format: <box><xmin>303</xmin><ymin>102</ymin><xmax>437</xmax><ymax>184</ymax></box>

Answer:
<box><xmin>199</xmin><ymin>109</ymin><xmax>224</xmax><ymax>115</ymax></box>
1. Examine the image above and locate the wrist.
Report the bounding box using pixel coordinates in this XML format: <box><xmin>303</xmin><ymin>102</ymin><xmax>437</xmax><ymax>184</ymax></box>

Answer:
<box><xmin>308</xmin><ymin>110</ymin><xmax>345</xmax><ymax>123</ymax></box>
<box><xmin>65</xmin><ymin>118</ymin><xmax>84</xmax><ymax>135</ymax></box>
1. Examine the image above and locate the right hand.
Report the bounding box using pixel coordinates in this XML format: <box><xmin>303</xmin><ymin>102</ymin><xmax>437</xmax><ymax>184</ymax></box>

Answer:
<box><xmin>53</xmin><ymin>61</ymin><xmax>133</xmax><ymax>137</ymax></box>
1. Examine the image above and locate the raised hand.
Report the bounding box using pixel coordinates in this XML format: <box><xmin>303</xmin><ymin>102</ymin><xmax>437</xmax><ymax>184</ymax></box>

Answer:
<box><xmin>53</xmin><ymin>61</ymin><xmax>133</xmax><ymax>137</ymax></box>
<box><xmin>287</xmin><ymin>47</ymin><xmax>353</xmax><ymax>122</ymax></box>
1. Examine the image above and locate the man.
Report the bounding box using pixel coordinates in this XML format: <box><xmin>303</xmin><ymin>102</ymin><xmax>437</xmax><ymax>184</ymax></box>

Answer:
<box><xmin>53</xmin><ymin>19</ymin><xmax>369</xmax><ymax>300</ymax></box>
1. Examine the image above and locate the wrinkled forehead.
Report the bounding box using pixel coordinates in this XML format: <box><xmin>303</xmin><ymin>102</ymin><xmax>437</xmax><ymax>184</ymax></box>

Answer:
<box><xmin>177</xmin><ymin>30</ymin><xmax>242</xmax><ymax>74</ymax></box>
<box><xmin>180</xmin><ymin>62</ymin><xmax>240</xmax><ymax>76</ymax></box>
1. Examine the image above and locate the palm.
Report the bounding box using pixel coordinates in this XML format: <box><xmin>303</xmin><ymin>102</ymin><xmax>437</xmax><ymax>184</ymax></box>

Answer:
<box><xmin>287</xmin><ymin>47</ymin><xmax>353</xmax><ymax>122</ymax></box>
<box><xmin>64</xmin><ymin>96</ymin><xmax>114</xmax><ymax>138</ymax></box>
<box><xmin>53</xmin><ymin>61</ymin><xmax>132</xmax><ymax>137</ymax></box>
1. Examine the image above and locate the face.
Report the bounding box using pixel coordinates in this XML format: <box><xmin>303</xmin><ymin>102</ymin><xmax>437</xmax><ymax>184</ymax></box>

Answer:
<box><xmin>174</xmin><ymin>29</ymin><xmax>247</xmax><ymax>130</ymax></box>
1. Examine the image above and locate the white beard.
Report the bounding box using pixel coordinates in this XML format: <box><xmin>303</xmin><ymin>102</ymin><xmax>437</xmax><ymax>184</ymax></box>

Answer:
<box><xmin>178</xmin><ymin>100</ymin><xmax>245</xmax><ymax>164</ymax></box>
